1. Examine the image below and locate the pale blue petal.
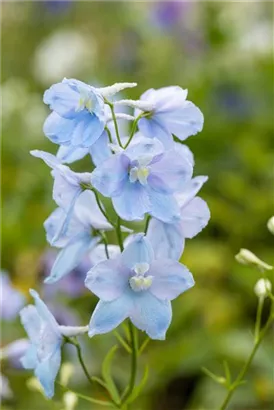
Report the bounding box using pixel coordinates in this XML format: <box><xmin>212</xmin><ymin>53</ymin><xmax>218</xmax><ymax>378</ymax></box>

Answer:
<box><xmin>91</xmin><ymin>153</ymin><xmax>129</xmax><ymax>197</ymax></box>
<box><xmin>130</xmin><ymin>292</ymin><xmax>172</xmax><ymax>340</ymax></box>
<box><xmin>124</xmin><ymin>137</ymin><xmax>164</xmax><ymax>163</ymax></box>
<box><xmin>149</xmin><ymin>259</ymin><xmax>194</xmax><ymax>300</ymax></box>
<box><xmin>89</xmin><ymin>131</ymin><xmax>112</xmax><ymax>166</ymax></box>
<box><xmin>147</xmin><ymin>218</ymin><xmax>184</xmax><ymax>260</ymax></box>
<box><xmin>121</xmin><ymin>233</ymin><xmax>154</xmax><ymax>269</ymax></box>
<box><xmin>44</xmin><ymin>82</ymin><xmax>79</xmax><ymax>119</ymax></box>
<box><xmin>180</xmin><ymin>197</ymin><xmax>210</xmax><ymax>238</ymax></box>
<box><xmin>149</xmin><ymin>150</ymin><xmax>193</xmax><ymax>193</ymax></box>
<box><xmin>43</xmin><ymin>112</ymin><xmax>76</xmax><ymax>145</ymax></box>
<box><xmin>74</xmin><ymin>190</ymin><xmax>112</xmax><ymax>231</ymax></box>
<box><xmin>112</xmin><ymin>181</ymin><xmax>150</xmax><ymax>221</ymax></box>
<box><xmin>45</xmin><ymin>234</ymin><xmax>98</xmax><ymax>284</ymax></box>
<box><xmin>52</xmin><ymin>167</ymin><xmax>82</xmax><ymax>210</ymax></box>
<box><xmin>57</xmin><ymin>145</ymin><xmax>89</xmax><ymax>164</ymax></box>
<box><xmin>20</xmin><ymin>345</ymin><xmax>37</xmax><ymax>369</ymax></box>
<box><xmin>85</xmin><ymin>258</ymin><xmax>128</xmax><ymax>301</ymax></box>
<box><xmin>79</xmin><ymin>115</ymin><xmax>105</xmax><ymax>148</ymax></box>
<box><xmin>35</xmin><ymin>347</ymin><xmax>61</xmax><ymax>399</ymax></box>
<box><xmin>175</xmin><ymin>143</ymin><xmax>194</xmax><ymax>167</ymax></box>
<box><xmin>138</xmin><ymin>117</ymin><xmax>174</xmax><ymax>148</ymax></box>
<box><xmin>148</xmin><ymin>188</ymin><xmax>181</xmax><ymax>223</ymax></box>
<box><xmin>88</xmin><ymin>295</ymin><xmax>132</xmax><ymax>337</ymax></box>
<box><xmin>176</xmin><ymin>176</ymin><xmax>208</xmax><ymax>208</ymax></box>
<box><xmin>29</xmin><ymin>290</ymin><xmax>60</xmax><ymax>332</ymax></box>
<box><xmin>20</xmin><ymin>305</ymin><xmax>41</xmax><ymax>344</ymax></box>
<box><xmin>30</xmin><ymin>150</ymin><xmax>61</xmax><ymax>169</ymax></box>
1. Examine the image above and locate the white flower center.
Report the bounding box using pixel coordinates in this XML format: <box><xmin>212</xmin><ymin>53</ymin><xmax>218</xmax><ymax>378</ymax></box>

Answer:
<box><xmin>129</xmin><ymin>166</ymin><xmax>150</xmax><ymax>186</ymax></box>
<box><xmin>129</xmin><ymin>263</ymin><xmax>153</xmax><ymax>292</ymax></box>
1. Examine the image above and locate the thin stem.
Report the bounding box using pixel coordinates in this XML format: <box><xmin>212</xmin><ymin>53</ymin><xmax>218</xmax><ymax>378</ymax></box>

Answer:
<box><xmin>116</xmin><ymin>217</ymin><xmax>124</xmax><ymax>252</ymax></box>
<box><xmin>100</xmin><ymin>232</ymin><xmax>110</xmax><ymax>259</ymax></box>
<box><xmin>68</xmin><ymin>338</ymin><xmax>93</xmax><ymax>386</ymax></box>
<box><xmin>121</xmin><ymin>322</ymin><xmax>138</xmax><ymax>406</ymax></box>
<box><xmin>254</xmin><ymin>296</ymin><xmax>264</xmax><ymax>342</ymax></box>
<box><xmin>91</xmin><ymin>188</ymin><xmax>116</xmax><ymax>228</ymax></box>
<box><xmin>138</xmin><ymin>337</ymin><xmax>150</xmax><ymax>355</ymax></box>
<box><xmin>144</xmin><ymin>215</ymin><xmax>151</xmax><ymax>235</ymax></box>
<box><xmin>105</xmin><ymin>126</ymin><xmax>113</xmax><ymax>144</ymax></box>
<box><xmin>114</xmin><ymin>331</ymin><xmax>132</xmax><ymax>354</ymax></box>
<box><xmin>219</xmin><ymin>300</ymin><xmax>274</xmax><ymax>410</ymax></box>
<box><xmin>106</xmin><ymin>101</ymin><xmax>123</xmax><ymax>148</ymax></box>
<box><xmin>58</xmin><ymin>383</ymin><xmax>114</xmax><ymax>407</ymax></box>
<box><xmin>123</xmin><ymin>113</ymin><xmax>143</xmax><ymax>149</ymax></box>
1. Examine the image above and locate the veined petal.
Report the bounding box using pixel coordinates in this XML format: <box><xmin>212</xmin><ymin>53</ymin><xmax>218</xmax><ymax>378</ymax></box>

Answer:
<box><xmin>34</xmin><ymin>347</ymin><xmax>61</xmax><ymax>399</ymax></box>
<box><xmin>112</xmin><ymin>181</ymin><xmax>150</xmax><ymax>221</ymax></box>
<box><xmin>29</xmin><ymin>290</ymin><xmax>60</xmax><ymax>333</ymax></box>
<box><xmin>180</xmin><ymin>197</ymin><xmax>210</xmax><ymax>238</ymax></box>
<box><xmin>44</xmin><ymin>81</ymin><xmax>79</xmax><ymax>119</ymax></box>
<box><xmin>43</xmin><ymin>112</ymin><xmax>76</xmax><ymax>145</ymax></box>
<box><xmin>148</xmin><ymin>188</ymin><xmax>181</xmax><ymax>223</ymax></box>
<box><xmin>88</xmin><ymin>295</ymin><xmax>132</xmax><ymax>337</ymax></box>
<box><xmin>149</xmin><ymin>259</ymin><xmax>194</xmax><ymax>300</ymax></box>
<box><xmin>74</xmin><ymin>190</ymin><xmax>112</xmax><ymax>231</ymax></box>
<box><xmin>20</xmin><ymin>305</ymin><xmax>41</xmax><ymax>344</ymax></box>
<box><xmin>124</xmin><ymin>137</ymin><xmax>164</xmax><ymax>163</ymax></box>
<box><xmin>89</xmin><ymin>131</ymin><xmax>112</xmax><ymax>166</ymax></box>
<box><xmin>57</xmin><ymin>145</ymin><xmax>89</xmax><ymax>164</ymax></box>
<box><xmin>30</xmin><ymin>150</ymin><xmax>61</xmax><ymax>169</ymax></box>
<box><xmin>175</xmin><ymin>143</ymin><xmax>194</xmax><ymax>167</ymax></box>
<box><xmin>85</xmin><ymin>259</ymin><xmax>128</xmax><ymax>302</ymax></box>
<box><xmin>45</xmin><ymin>234</ymin><xmax>98</xmax><ymax>284</ymax></box>
<box><xmin>91</xmin><ymin>153</ymin><xmax>129</xmax><ymax>197</ymax></box>
<box><xmin>138</xmin><ymin>117</ymin><xmax>174</xmax><ymax>148</ymax></box>
<box><xmin>130</xmin><ymin>292</ymin><xmax>172</xmax><ymax>340</ymax></box>
<box><xmin>147</xmin><ymin>218</ymin><xmax>184</xmax><ymax>260</ymax></box>
<box><xmin>121</xmin><ymin>233</ymin><xmax>154</xmax><ymax>269</ymax></box>
<box><xmin>175</xmin><ymin>176</ymin><xmax>208</xmax><ymax>208</ymax></box>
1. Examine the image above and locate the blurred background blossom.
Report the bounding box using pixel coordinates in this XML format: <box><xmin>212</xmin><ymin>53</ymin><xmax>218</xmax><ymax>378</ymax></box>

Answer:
<box><xmin>1</xmin><ymin>2</ymin><xmax>273</xmax><ymax>410</ymax></box>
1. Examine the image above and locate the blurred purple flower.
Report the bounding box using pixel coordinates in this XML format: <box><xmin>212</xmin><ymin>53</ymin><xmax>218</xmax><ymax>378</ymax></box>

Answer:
<box><xmin>0</xmin><ymin>271</ymin><xmax>25</xmax><ymax>321</ymax></box>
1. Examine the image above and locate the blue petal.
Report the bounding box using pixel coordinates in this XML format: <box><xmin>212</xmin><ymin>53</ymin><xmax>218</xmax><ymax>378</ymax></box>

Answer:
<box><xmin>79</xmin><ymin>115</ymin><xmax>105</xmax><ymax>148</ymax></box>
<box><xmin>176</xmin><ymin>176</ymin><xmax>208</xmax><ymax>208</ymax></box>
<box><xmin>175</xmin><ymin>143</ymin><xmax>194</xmax><ymax>167</ymax></box>
<box><xmin>57</xmin><ymin>145</ymin><xmax>89</xmax><ymax>164</ymax></box>
<box><xmin>20</xmin><ymin>305</ymin><xmax>42</xmax><ymax>344</ymax></box>
<box><xmin>20</xmin><ymin>345</ymin><xmax>37</xmax><ymax>369</ymax></box>
<box><xmin>91</xmin><ymin>153</ymin><xmax>129</xmax><ymax>197</ymax></box>
<box><xmin>112</xmin><ymin>181</ymin><xmax>150</xmax><ymax>221</ymax></box>
<box><xmin>147</xmin><ymin>218</ymin><xmax>184</xmax><ymax>260</ymax></box>
<box><xmin>30</xmin><ymin>149</ymin><xmax>61</xmax><ymax>169</ymax></box>
<box><xmin>43</xmin><ymin>112</ymin><xmax>76</xmax><ymax>145</ymax></box>
<box><xmin>44</xmin><ymin>81</ymin><xmax>79</xmax><ymax>119</ymax></box>
<box><xmin>180</xmin><ymin>197</ymin><xmax>210</xmax><ymax>238</ymax></box>
<box><xmin>149</xmin><ymin>259</ymin><xmax>194</xmax><ymax>300</ymax></box>
<box><xmin>45</xmin><ymin>234</ymin><xmax>97</xmax><ymax>284</ymax></box>
<box><xmin>149</xmin><ymin>149</ymin><xmax>193</xmax><ymax>193</ymax></box>
<box><xmin>88</xmin><ymin>295</ymin><xmax>132</xmax><ymax>337</ymax></box>
<box><xmin>121</xmin><ymin>233</ymin><xmax>154</xmax><ymax>269</ymax></box>
<box><xmin>89</xmin><ymin>131</ymin><xmax>112</xmax><ymax>166</ymax></box>
<box><xmin>85</xmin><ymin>258</ymin><xmax>129</xmax><ymax>302</ymax></box>
<box><xmin>124</xmin><ymin>137</ymin><xmax>164</xmax><ymax>164</ymax></box>
<box><xmin>34</xmin><ymin>346</ymin><xmax>61</xmax><ymax>399</ymax></box>
<box><xmin>148</xmin><ymin>188</ymin><xmax>181</xmax><ymax>223</ymax></box>
<box><xmin>29</xmin><ymin>289</ymin><xmax>60</xmax><ymax>332</ymax></box>
<box><xmin>130</xmin><ymin>292</ymin><xmax>172</xmax><ymax>340</ymax></box>
<box><xmin>138</xmin><ymin>117</ymin><xmax>174</xmax><ymax>148</ymax></box>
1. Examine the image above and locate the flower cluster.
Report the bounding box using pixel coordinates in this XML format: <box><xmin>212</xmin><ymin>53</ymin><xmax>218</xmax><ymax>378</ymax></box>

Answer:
<box><xmin>19</xmin><ymin>79</ymin><xmax>210</xmax><ymax>399</ymax></box>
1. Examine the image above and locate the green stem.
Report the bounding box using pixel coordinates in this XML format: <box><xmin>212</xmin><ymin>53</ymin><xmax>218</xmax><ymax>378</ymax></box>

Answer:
<box><xmin>68</xmin><ymin>338</ymin><xmax>93</xmax><ymax>385</ymax></box>
<box><xmin>254</xmin><ymin>296</ymin><xmax>264</xmax><ymax>342</ymax></box>
<box><xmin>144</xmin><ymin>215</ymin><xmax>151</xmax><ymax>235</ymax></box>
<box><xmin>106</xmin><ymin>101</ymin><xmax>123</xmax><ymax>148</ymax></box>
<box><xmin>58</xmin><ymin>383</ymin><xmax>114</xmax><ymax>407</ymax></box>
<box><xmin>219</xmin><ymin>301</ymin><xmax>274</xmax><ymax>410</ymax></box>
<box><xmin>100</xmin><ymin>232</ymin><xmax>110</xmax><ymax>259</ymax></box>
<box><xmin>114</xmin><ymin>331</ymin><xmax>132</xmax><ymax>354</ymax></box>
<box><xmin>116</xmin><ymin>217</ymin><xmax>124</xmax><ymax>252</ymax></box>
<box><xmin>105</xmin><ymin>126</ymin><xmax>113</xmax><ymax>144</ymax></box>
<box><xmin>121</xmin><ymin>322</ymin><xmax>138</xmax><ymax>406</ymax></box>
<box><xmin>91</xmin><ymin>188</ymin><xmax>116</xmax><ymax>228</ymax></box>
<box><xmin>123</xmin><ymin>113</ymin><xmax>143</xmax><ymax>149</ymax></box>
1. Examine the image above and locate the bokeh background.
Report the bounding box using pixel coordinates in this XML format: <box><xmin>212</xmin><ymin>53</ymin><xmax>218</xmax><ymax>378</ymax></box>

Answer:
<box><xmin>1</xmin><ymin>1</ymin><xmax>273</xmax><ymax>409</ymax></box>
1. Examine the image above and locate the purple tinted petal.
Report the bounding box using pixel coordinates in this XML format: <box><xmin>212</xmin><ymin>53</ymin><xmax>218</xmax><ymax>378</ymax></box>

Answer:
<box><xmin>180</xmin><ymin>197</ymin><xmax>210</xmax><ymax>238</ymax></box>
<box><xmin>112</xmin><ymin>181</ymin><xmax>150</xmax><ymax>221</ymax></box>
<box><xmin>121</xmin><ymin>233</ymin><xmax>154</xmax><ymax>269</ymax></box>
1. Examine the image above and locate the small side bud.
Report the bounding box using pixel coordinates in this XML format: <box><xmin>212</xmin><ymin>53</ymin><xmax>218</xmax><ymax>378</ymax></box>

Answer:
<box><xmin>27</xmin><ymin>377</ymin><xmax>44</xmax><ymax>395</ymax></box>
<box><xmin>60</xmin><ymin>362</ymin><xmax>74</xmax><ymax>386</ymax></box>
<box><xmin>63</xmin><ymin>392</ymin><xmax>78</xmax><ymax>410</ymax></box>
<box><xmin>235</xmin><ymin>248</ymin><xmax>273</xmax><ymax>271</ymax></box>
<box><xmin>254</xmin><ymin>278</ymin><xmax>272</xmax><ymax>298</ymax></box>
<box><xmin>267</xmin><ymin>216</ymin><xmax>274</xmax><ymax>235</ymax></box>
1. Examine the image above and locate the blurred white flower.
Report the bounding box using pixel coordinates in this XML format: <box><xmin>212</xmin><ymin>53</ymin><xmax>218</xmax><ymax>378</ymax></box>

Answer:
<box><xmin>63</xmin><ymin>392</ymin><xmax>78</xmax><ymax>410</ymax></box>
<box><xmin>254</xmin><ymin>278</ymin><xmax>272</xmax><ymax>298</ymax></box>
<box><xmin>26</xmin><ymin>377</ymin><xmax>44</xmax><ymax>395</ymax></box>
<box><xmin>60</xmin><ymin>362</ymin><xmax>74</xmax><ymax>386</ymax></box>
<box><xmin>267</xmin><ymin>216</ymin><xmax>274</xmax><ymax>235</ymax></box>
<box><xmin>239</xmin><ymin>22</ymin><xmax>273</xmax><ymax>56</ymax></box>
<box><xmin>33</xmin><ymin>29</ymin><xmax>97</xmax><ymax>85</ymax></box>
<box><xmin>235</xmin><ymin>248</ymin><xmax>273</xmax><ymax>271</ymax></box>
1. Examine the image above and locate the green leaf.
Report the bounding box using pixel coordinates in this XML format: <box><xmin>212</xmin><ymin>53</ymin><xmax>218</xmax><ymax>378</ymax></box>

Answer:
<box><xmin>202</xmin><ymin>367</ymin><xmax>227</xmax><ymax>386</ymax></box>
<box><xmin>223</xmin><ymin>360</ymin><xmax>231</xmax><ymax>386</ymax></box>
<box><xmin>102</xmin><ymin>345</ymin><xmax>120</xmax><ymax>404</ymax></box>
<box><xmin>127</xmin><ymin>365</ymin><xmax>149</xmax><ymax>404</ymax></box>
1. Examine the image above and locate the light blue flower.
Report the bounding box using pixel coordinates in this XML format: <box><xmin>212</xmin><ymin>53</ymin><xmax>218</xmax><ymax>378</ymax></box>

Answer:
<box><xmin>147</xmin><ymin>176</ymin><xmax>210</xmax><ymax>260</ymax></box>
<box><xmin>20</xmin><ymin>289</ymin><xmax>63</xmax><ymax>398</ymax></box>
<box><xmin>44</xmin><ymin>190</ymin><xmax>113</xmax><ymax>283</ymax></box>
<box><xmin>135</xmin><ymin>86</ymin><xmax>204</xmax><ymax>147</ymax></box>
<box><xmin>85</xmin><ymin>234</ymin><xmax>194</xmax><ymax>340</ymax></box>
<box><xmin>0</xmin><ymin>271</ymin><xmax>25</xmax><ymax>321</ymax></box>
<box><xmin>90</xmin><ymin>137</ymin><xmax>193</xmax><ymax>222</ymax></box>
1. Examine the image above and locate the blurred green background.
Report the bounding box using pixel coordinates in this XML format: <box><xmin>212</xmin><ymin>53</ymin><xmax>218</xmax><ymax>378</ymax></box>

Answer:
<box><xmin>1</xmin><ymin>1</ymin><xmax>273</xmax><ymax>409</ymax></box>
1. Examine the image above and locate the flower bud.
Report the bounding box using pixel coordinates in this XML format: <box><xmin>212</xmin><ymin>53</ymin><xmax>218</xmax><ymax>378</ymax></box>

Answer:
<box><xmin>254</xmin><ymin>278</ymin><xmax>272</xmax><ymax>298</ymax></box>
<box><xmin>235</xmin><ymin>249</ymin><xmax>273</xmax><ymax>271</ymax></box>
<box><xmin>26</xmin><ymin>377</ymin><xmax>44</xmax><ymax>394</ymax></box>
<box><xmin>267</xmin><ymin>216</ymin><xmax>274</xmax><ymax>235</ymax></box>
<box><xmin>63</xmin><ymin>392</ymin><xmax>78</xmax><ymax>410</ymax></box>
<box><xmin>60</xmin><ymin>362</ymin><xmax>74</xmax><ymax>386</ymax></box>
